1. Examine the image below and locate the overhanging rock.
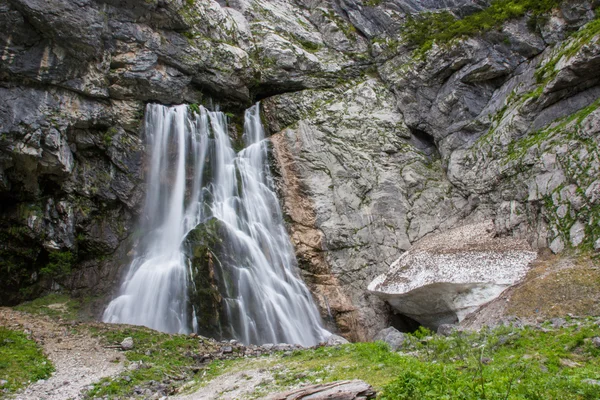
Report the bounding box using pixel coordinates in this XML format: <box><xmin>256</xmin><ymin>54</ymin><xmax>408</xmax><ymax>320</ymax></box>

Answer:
<box><xmin>368</xmin><ymin>222</ymin><xmax>538</xmax><ymax>330</ymax></box>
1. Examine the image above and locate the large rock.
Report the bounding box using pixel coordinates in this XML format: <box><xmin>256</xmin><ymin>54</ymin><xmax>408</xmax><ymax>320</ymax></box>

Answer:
<box><xmin>266</xmin><ymin>78</ymin><xmax>470</xmax><ymax>340</ymax></box>
<box><xmin>368</xmin><ymin>222</ymin><xmax>538</xmax><ymax>330</ymax></box>
<box><xmin>2</xmin><ymin>0</ymin><xmax>600</xmax><ymax>343</ymax></box>
<box><xmin>373</xmin><ymin>327</ymin><xmax>406</xmax><ymax>351</ymax></box>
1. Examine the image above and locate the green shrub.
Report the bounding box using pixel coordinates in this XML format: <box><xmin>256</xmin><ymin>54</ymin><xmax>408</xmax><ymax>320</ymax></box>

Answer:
<box><xmin>40</xmin><ymin>251</ymin><xmax>74</xmax><ymax>281</ymax></box>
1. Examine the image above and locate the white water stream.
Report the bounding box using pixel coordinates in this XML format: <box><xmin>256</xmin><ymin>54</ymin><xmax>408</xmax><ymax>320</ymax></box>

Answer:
<box><xmin>103</xmin><ymin>104</ymin><xmax>326</xmax><ymax>346</ymax></box>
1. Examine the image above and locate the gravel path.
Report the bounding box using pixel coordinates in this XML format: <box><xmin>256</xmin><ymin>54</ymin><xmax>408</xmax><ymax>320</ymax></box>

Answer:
<box><xmin>0</xmin><ymin>307</ymin><xmax>125</xmax><ymax>400</ymax></box>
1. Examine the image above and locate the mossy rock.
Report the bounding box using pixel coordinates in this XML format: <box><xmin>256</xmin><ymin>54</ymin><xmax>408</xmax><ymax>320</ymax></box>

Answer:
<box><xmin>184</xmin><ymin>218</ymin><xmax>227</xmax><ymax>338</ymax></box>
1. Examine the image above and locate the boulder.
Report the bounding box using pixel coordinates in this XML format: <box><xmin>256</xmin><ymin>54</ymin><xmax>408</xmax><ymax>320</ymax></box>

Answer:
<box><xmin>120</xmin><ymin>337</ymin><xmax>134</xmax><ymax>351</ymax></box>
<box><xmin>368</xmin><ymin>222</ymin><xmax>537</xmax><ymax>330</ymax></box>
<box><xmin>372</xmin><ymin>327</ymin><xmax>406</xmax><ymax>351</ymax></box>
<box><xmin>437</xmin><ymin>324</ymin><xmax>457</xmax><ymax>337</ymax></box>
<box><xmin>326</xmin><ymin>334</ymin><xmax>350</xmax><ymax>346</ymax></box>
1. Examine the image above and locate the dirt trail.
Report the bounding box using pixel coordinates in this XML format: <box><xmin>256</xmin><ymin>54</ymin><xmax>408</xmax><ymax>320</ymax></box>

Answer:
<box><xmin>0</xmin><ymin>307</ymin><xmax>125</xmax><ymax>400</ymax></box>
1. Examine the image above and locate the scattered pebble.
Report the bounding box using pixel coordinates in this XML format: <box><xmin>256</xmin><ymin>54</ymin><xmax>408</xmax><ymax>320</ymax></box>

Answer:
<box><xmin>120</xmin><ymin>337</ymin><xmax>134</xmax><ymax>351</ymax></box>
<box><xmin>583</xmin><ymin>379</ymin><xmax>600</xmax><ymax>386</ymax></box>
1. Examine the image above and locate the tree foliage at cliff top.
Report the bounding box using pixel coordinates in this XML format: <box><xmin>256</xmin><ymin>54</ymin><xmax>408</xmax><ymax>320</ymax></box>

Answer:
<box><xmin>402</xmin><ymin>0</ymin><xmax>563</xmax><ymax>49</ymax></box>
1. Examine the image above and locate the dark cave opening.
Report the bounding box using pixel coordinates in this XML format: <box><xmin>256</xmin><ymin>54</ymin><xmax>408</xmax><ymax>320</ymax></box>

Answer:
<box><xmin>409</xmin><ymin>127</ymin><xmax>439</xmax><ymax>158</ymax></box>
<box><xmin>389</xmin><ymin>312</ymin><xmax>422</xmax><ymax>333</ymax></box>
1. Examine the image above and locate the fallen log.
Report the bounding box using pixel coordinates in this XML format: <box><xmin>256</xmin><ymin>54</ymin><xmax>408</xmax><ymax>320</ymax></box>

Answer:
<box><xmin>267</xmin><ymin>380</ymin><xmax>376</xmax><ymax>400</ymax></box>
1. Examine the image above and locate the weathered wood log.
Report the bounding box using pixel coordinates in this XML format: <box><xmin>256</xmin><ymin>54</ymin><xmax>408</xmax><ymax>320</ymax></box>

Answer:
<box><xmin>267</xmin><ymin>380</ymin><xmax>376</xmax><ymax>400</ymax></box>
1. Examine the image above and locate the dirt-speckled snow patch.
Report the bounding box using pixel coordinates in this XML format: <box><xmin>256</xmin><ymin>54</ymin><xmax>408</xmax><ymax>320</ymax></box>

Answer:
<box><xmin>368</xmin><ymin>221</ymin><xmax>538</xmax><ymax>329</ymax></box>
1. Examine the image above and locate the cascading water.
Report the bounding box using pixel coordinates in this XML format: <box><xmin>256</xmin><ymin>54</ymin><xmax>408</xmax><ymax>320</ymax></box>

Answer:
<box><xmin>103</xmin><ymin>103</ymin><xmax>327</xmax><ymax>346</ymax></box>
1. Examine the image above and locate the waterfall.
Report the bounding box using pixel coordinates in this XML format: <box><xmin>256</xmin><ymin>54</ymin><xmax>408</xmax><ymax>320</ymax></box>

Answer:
<box><xmin>103</xmin><ymin>103</ymin><xmax>327</xmax><ymax>346</ymax></box>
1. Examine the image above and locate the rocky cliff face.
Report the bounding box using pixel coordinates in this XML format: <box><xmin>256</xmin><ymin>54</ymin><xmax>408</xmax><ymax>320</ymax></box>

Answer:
<box><xmin>1</xmin><ymin>0</ymin><xmax>599</xmax><ymax>339</ymax></box>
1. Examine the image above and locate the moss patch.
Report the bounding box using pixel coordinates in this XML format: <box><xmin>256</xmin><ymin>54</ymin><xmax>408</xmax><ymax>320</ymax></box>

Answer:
<box><xmin>507</xmin><ymin>254</ymin><xmax>600</xmax><ymax>318</ymax></box>
<box><xmin>13</xmin><ymin>293</ymin><xmax>84</xmax><ymax>321</ymax></box>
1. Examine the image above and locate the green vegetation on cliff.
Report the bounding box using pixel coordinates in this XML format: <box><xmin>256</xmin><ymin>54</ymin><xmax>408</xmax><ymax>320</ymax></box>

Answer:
<box><xmin>402</xmin><ymin>0</ymin><xmax>563</xmax><ymax>52</ymax></box>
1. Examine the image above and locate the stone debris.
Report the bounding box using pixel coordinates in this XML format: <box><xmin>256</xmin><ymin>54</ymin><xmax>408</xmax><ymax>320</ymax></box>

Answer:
<box><xmin>0</xmin><ymin>308</ymin><xmax>125</xmax><ymax>400</ymax></box>
<box><xmin>437</xmin><ymin>324</ymin><xmax>456</xmax><ymax>337</ymax></box>
<box><xmin>326</xmin><ymin>334</ymin><xmax>350</xmax><ymax>346</ymax></box>
<box><xmin>583</xmin><ymin>379</ymin><xmax>600</xmax><ymax>386</ymax></box>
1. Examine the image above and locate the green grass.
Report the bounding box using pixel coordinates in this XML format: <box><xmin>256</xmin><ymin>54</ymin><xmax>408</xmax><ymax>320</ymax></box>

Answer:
<box><xmin>0</xmin><ymin>327</ymin><xmax>54</xmax><ymax>394</ymax></box>
<box><xmin>7</xmin><ymin>301</ymin><xmax>598</xmax><ymax>399</ymax></box>
<box><xmin>535</xmin><ymin>16</ymin><xmax>600</xmax><ymax>84</ymax></box>
<box><xmin>13</xmin><ymin>293</ymin><xmax>83</xmax><ymax>320</ymax></box>
<box><xmin>184</xmin><ymin>320</ymin><xmax>600</xmax><ymax>399</ymax></box>
<box><xmin>381</xmin><ymin>322</ymin><xmax>600</xmax><ymax>399</ymax></box>
<box><xmin>9</xmin><ymin>292</ymin><xmax>600</xmax><ymax>399</ymax></box>
<box><xmin>85</xmin><ymin>325</ymin><xmax>223</xmax><ymax>398</ymax></box>
<box><xmin>403</xmin><ymin>0</ymin><xmax>563</xmax><ymax>53</ymax></box>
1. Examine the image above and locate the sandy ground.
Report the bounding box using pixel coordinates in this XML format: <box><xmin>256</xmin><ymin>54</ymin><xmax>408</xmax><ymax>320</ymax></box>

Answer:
<box><xmin>0</xmin><ymin>307</ymin><xmax>125</xmax><ymax>400</ymax></box>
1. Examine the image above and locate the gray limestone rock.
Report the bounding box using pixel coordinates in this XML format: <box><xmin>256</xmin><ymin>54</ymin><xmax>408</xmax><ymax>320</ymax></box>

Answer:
<box><xmin>373</xmin><ymin>327</ymin><xmax>407</xmax><ymax>351</ymax></box>
<box><xmin>268</xmin><ymin>380</ymin><xmax>376</xmax><ymax>400</ymax></box>
<box><xmin>121</xmin><ymin>337</ymin><xmax>134</xmax><ymax>351</ymax></box>
<box><xmin>2</xmin><ymin>0</ymin><xmax>600</xmax><ymax>344</ymax></box>
<box><xmin>266</xmin><ymin>78</ymin><xmax>469</xmax><ymax>340</ymax></box>
<box><xmin>326</xmin><ymin>334</ymin><xmax>350</xmax><ymax>346</ymax></box>
<box><xmin>437</xmin><ymin>324</ymin><xmax>456</xmax><ymax>337</ymax></box>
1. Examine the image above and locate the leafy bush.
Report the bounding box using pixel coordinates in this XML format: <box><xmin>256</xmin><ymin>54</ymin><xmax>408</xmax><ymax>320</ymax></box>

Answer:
<box><xmin>40</xmin><ymin>251</ymin><xmax>74</xmax><ymax>281</ymax></box>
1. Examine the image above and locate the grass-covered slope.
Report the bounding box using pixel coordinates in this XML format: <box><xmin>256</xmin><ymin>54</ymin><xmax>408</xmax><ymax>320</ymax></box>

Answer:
<box><xmin>0</xmin><ymin>327</ymin><xmax>54</xmax><ymax>395</ymax></box>
<box><xmin>197</xmin><ymin>322</ymin><xmax>600</xmax><ymax>399</ymax></box>
<box><xmin>3</xmin><ymin>292</ymin><xmax>600</xmax><ymax>399</ymax></box>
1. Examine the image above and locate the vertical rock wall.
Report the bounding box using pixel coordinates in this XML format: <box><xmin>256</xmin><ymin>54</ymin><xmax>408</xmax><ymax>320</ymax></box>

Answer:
<box><xmin>2</xmin><ymin>0</ymin><xmax>600</xmax><ymax>340</ymax></box>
